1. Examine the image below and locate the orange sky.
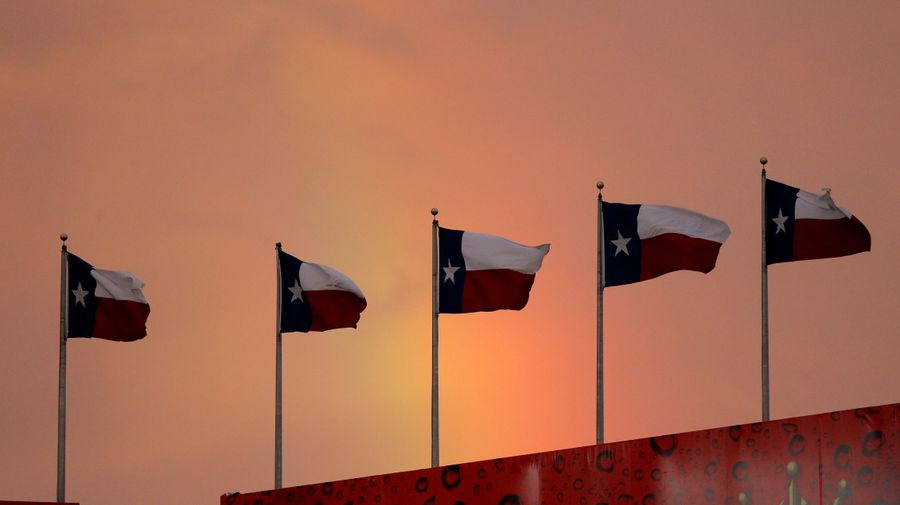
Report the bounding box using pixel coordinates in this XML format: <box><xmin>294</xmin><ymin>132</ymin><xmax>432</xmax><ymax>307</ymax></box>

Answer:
<box><xmin>1</xmin><ymin>2</ymin><xmax>899</xmax><ymax>504</ymax></box>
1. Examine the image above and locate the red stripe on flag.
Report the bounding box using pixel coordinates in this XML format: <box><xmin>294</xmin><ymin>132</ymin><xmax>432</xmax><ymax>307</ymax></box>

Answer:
<box><xmin>639</xmin><ymin>233</ymin><xmax>723</xmax><ymax>282</ymax></box>
<box><xmin>793</xmin><ymin>216</ymin><xmax>871</xmax><ymax>261</ymax></box>
<box><xmin>460</xmin><ymin>269</ymin><xmax>537</xmax><ymax>313</ymax></box>
<box><xmin>92</xmin><ymin>298</ymin><xmax>150</xmax><ymax>342</ymax></box>
<box><xmin>305</xmin><ymin>290</ymin><xmax>367</xmax><ymax>332</ymax></box>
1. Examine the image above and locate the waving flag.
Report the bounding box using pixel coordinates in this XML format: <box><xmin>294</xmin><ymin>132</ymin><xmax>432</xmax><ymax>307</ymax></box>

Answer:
<box><xmin>765</xmin><ymin>179</ymin><xmax>871</xmax><ymax>265</ymax></box>
<box><xmin>602</xmin><ymin>203</ymin><xmax>730</xmax><ymax>287</ymax></box>
<box><xmin>278</xmin><ymin>250</ymin><xmax>367</xmax><ymax>332</ymax></box>
<box><xmin>438</xmin><ymin>227</ymin><xmax>549</xmax><ymax>313</ymax></box>
<box><xmin>67</xmin><ymin>253</ymin><xmax>150</xmax><ymax>341</ymax></box>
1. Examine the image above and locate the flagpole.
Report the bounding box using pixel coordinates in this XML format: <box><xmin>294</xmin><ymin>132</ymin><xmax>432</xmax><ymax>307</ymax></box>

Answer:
<box><xmin>275</xmin><ymin>242</ymin><xmax>283</xmax><ymax>489</ymax></box>
<box><xmin>57</xmin><ymin>233</ymin><xmax>68</xmax><ymax>503</ymax></box>
<box><xmin>596</xmin><ymin>182</ymin><xmax>605</xmax><ymax>445</ymax></box>
<box><xmin>760</xmin><ymin>157</ymin><xmax>770</xmax><ymax>422</ymax></box>
<box><xmin>431</xmin><ymin>208</ymin><xmax>440</xmax><ymax>468</ymax></box>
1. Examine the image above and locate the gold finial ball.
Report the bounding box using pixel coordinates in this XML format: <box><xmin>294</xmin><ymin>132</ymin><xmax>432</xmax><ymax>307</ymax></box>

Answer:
<box><xmin>60</xmin><ymin>233</ymin><xmax>68</xmax><ymax>241</ymax></box>
<box><xmin>786</xmin><ymin>461</ymin><xmax>799</xmax><ymax>478</ymax></box>
<box><xmin>738</xmin><ymin>491</ymin><xmax>750</xmax><ymax>505</ymax></box>
<box><xmin>596</xmin><ymin>181</ymin><xmax>604</xmax><ymax>190</ymax></box>
<box><xmin>760</xmin><ymin>156</ymin><xmax>768</xmax><ymax>165</ymax></box>
<box><xmin>431</xmin><ymin>208</ymin><xmax>439</xmax><ymax>216</ymax></box>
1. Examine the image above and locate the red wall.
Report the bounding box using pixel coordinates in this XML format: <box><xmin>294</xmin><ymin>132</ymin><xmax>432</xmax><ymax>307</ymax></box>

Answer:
<box><xmin>223</xmin><ymin>403</ymin><xmax>899</xmax><ymax>505</ymax></box>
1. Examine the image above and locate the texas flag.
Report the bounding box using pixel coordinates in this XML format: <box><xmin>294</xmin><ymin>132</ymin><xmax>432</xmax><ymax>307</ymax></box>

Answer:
<box><xmin>602</xmin><ymin>203</ymin><xmax>731</xmax><ymax>287</ymax></box>
<box><xmin>67</xmin><ymin>253</ymin><xmax>151</xmax><ymax>342</ymax></box>
<box><xmin>278</xmin><ymin>250</ymin><xmax>367</xmax><ymax>333</ymax></box>
<box><xmin>438</xmin><ymin>227</ymin><xmax>549</xmax><ymax>313</ymax></box>
<box><xmin>765</xmin><ymin>178</ymin><xmax>871</xmax><ymax>265</ymax></box>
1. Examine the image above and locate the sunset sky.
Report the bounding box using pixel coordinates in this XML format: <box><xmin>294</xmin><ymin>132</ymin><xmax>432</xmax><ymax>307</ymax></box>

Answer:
<box><xmin>1</xmin><ymin>2</ymin><xmax>899</xmax><ymax>504</ymax></box>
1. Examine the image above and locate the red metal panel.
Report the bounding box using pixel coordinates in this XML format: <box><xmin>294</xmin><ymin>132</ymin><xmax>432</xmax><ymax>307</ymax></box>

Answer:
<box><xmin>223</xmin><ymin>403</ymin><xmax>899</xmax><ymax>504</ymax></box>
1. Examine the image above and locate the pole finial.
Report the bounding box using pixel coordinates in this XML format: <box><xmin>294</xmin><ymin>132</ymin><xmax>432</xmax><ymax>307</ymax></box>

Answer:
<box><xmin>596</xmin><ymin>181</ymin><xmax>604</xmax><ymax>190</ymax></box>
<box><xmin>786</xmin><ymin>461</ymin><xmax>799</xmax><ymax>478</ymax></box>
<box><xmin>60</xmin><ymin>233</ymin><xmax>68</xmax><ymax>242</ymax></box>
<box><xmin>431</xmin><ymin>208</ymin><xmax>438</xmax><ymax>216</ymax></box>
<box><xmin>275</xmin><ymin>242</ymin><xmax>282</xmax><ymax>250</ymax></box>
<box><xmin>760</xmin><ymin>156</ymin><xmax>768</xmax><ymax>166</ymax></box>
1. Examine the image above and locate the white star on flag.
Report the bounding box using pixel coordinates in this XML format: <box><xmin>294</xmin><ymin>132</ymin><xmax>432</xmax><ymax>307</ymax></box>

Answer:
<box><xmin>772</xmin><ymin>209</ymin><xmax>789</xmax><ymax>234</ymax></box>
<box><xmin>288</xmin><ymin>278</ymin><xmax>304</xmax><ymax>303</ymax></box>
<box><xmin>72</xmin><ymin>283</ymin><xmax>89</xmax><ymax>307</ymax></box>
<box><xmin>611</xmin><ymin>230</ymin><xmax>632</xmax><ymax>256</ymax></box>
<box><xmin>442</xmin><ymin>259</ymin><xmax>460</xmax><ymax>283</ymax></box>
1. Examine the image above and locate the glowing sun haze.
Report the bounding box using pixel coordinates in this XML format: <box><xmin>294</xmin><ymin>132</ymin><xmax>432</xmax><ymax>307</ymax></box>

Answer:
<box><xmin>1</xmin><ymin>2</ymin><xmax>899</xmax><ymax>504</ymax></box>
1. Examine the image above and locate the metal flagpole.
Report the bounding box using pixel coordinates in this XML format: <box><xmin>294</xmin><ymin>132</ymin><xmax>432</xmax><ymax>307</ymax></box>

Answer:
<box><xmin>275</xmin><ymin>242</ymin><xmax>283</xmax><ymax>488</ymax></box>
<box><xmin>760</xmin><ymin>157</ymin><xmax>770</xmax><ymax>422</ymax></box>
<box><xmin>57</xmin><ymin>233</ymin><xmax>68</xmax><ymax>502</ymax></box>
<box><xmin>596</xmin><ymin>182</ymin><xmax>605</xmax><ymax>445</ymax></box>
<box><xmin>431</xmin><ymin>208</ymin><xmax>440</xmax><ymax>468</ymax></box>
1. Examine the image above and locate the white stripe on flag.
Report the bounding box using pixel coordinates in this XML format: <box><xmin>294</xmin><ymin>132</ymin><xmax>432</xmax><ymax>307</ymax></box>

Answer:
<box><xmin>795</xmin><ymin>189</ymin><xmax>852</xmax><ymax>220</ymax></box>
<box><xmin>461</xmin><ymin>231</ymin><xmax>549</xmax><ymax>274</ymax></box>
<box><xmin>298</xmin><ymin>262</ymin><xmax>365</xmax><ymax>298</ymax></box>
<box><xmin>637</xmin><ymin>205</ymin><xmax>731</xmax><ymax>243</ymax></box>
<box><xmin>91</xmin><ymin>269</ymin><xmax>148</xmax><ymax>303</ymax></box>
